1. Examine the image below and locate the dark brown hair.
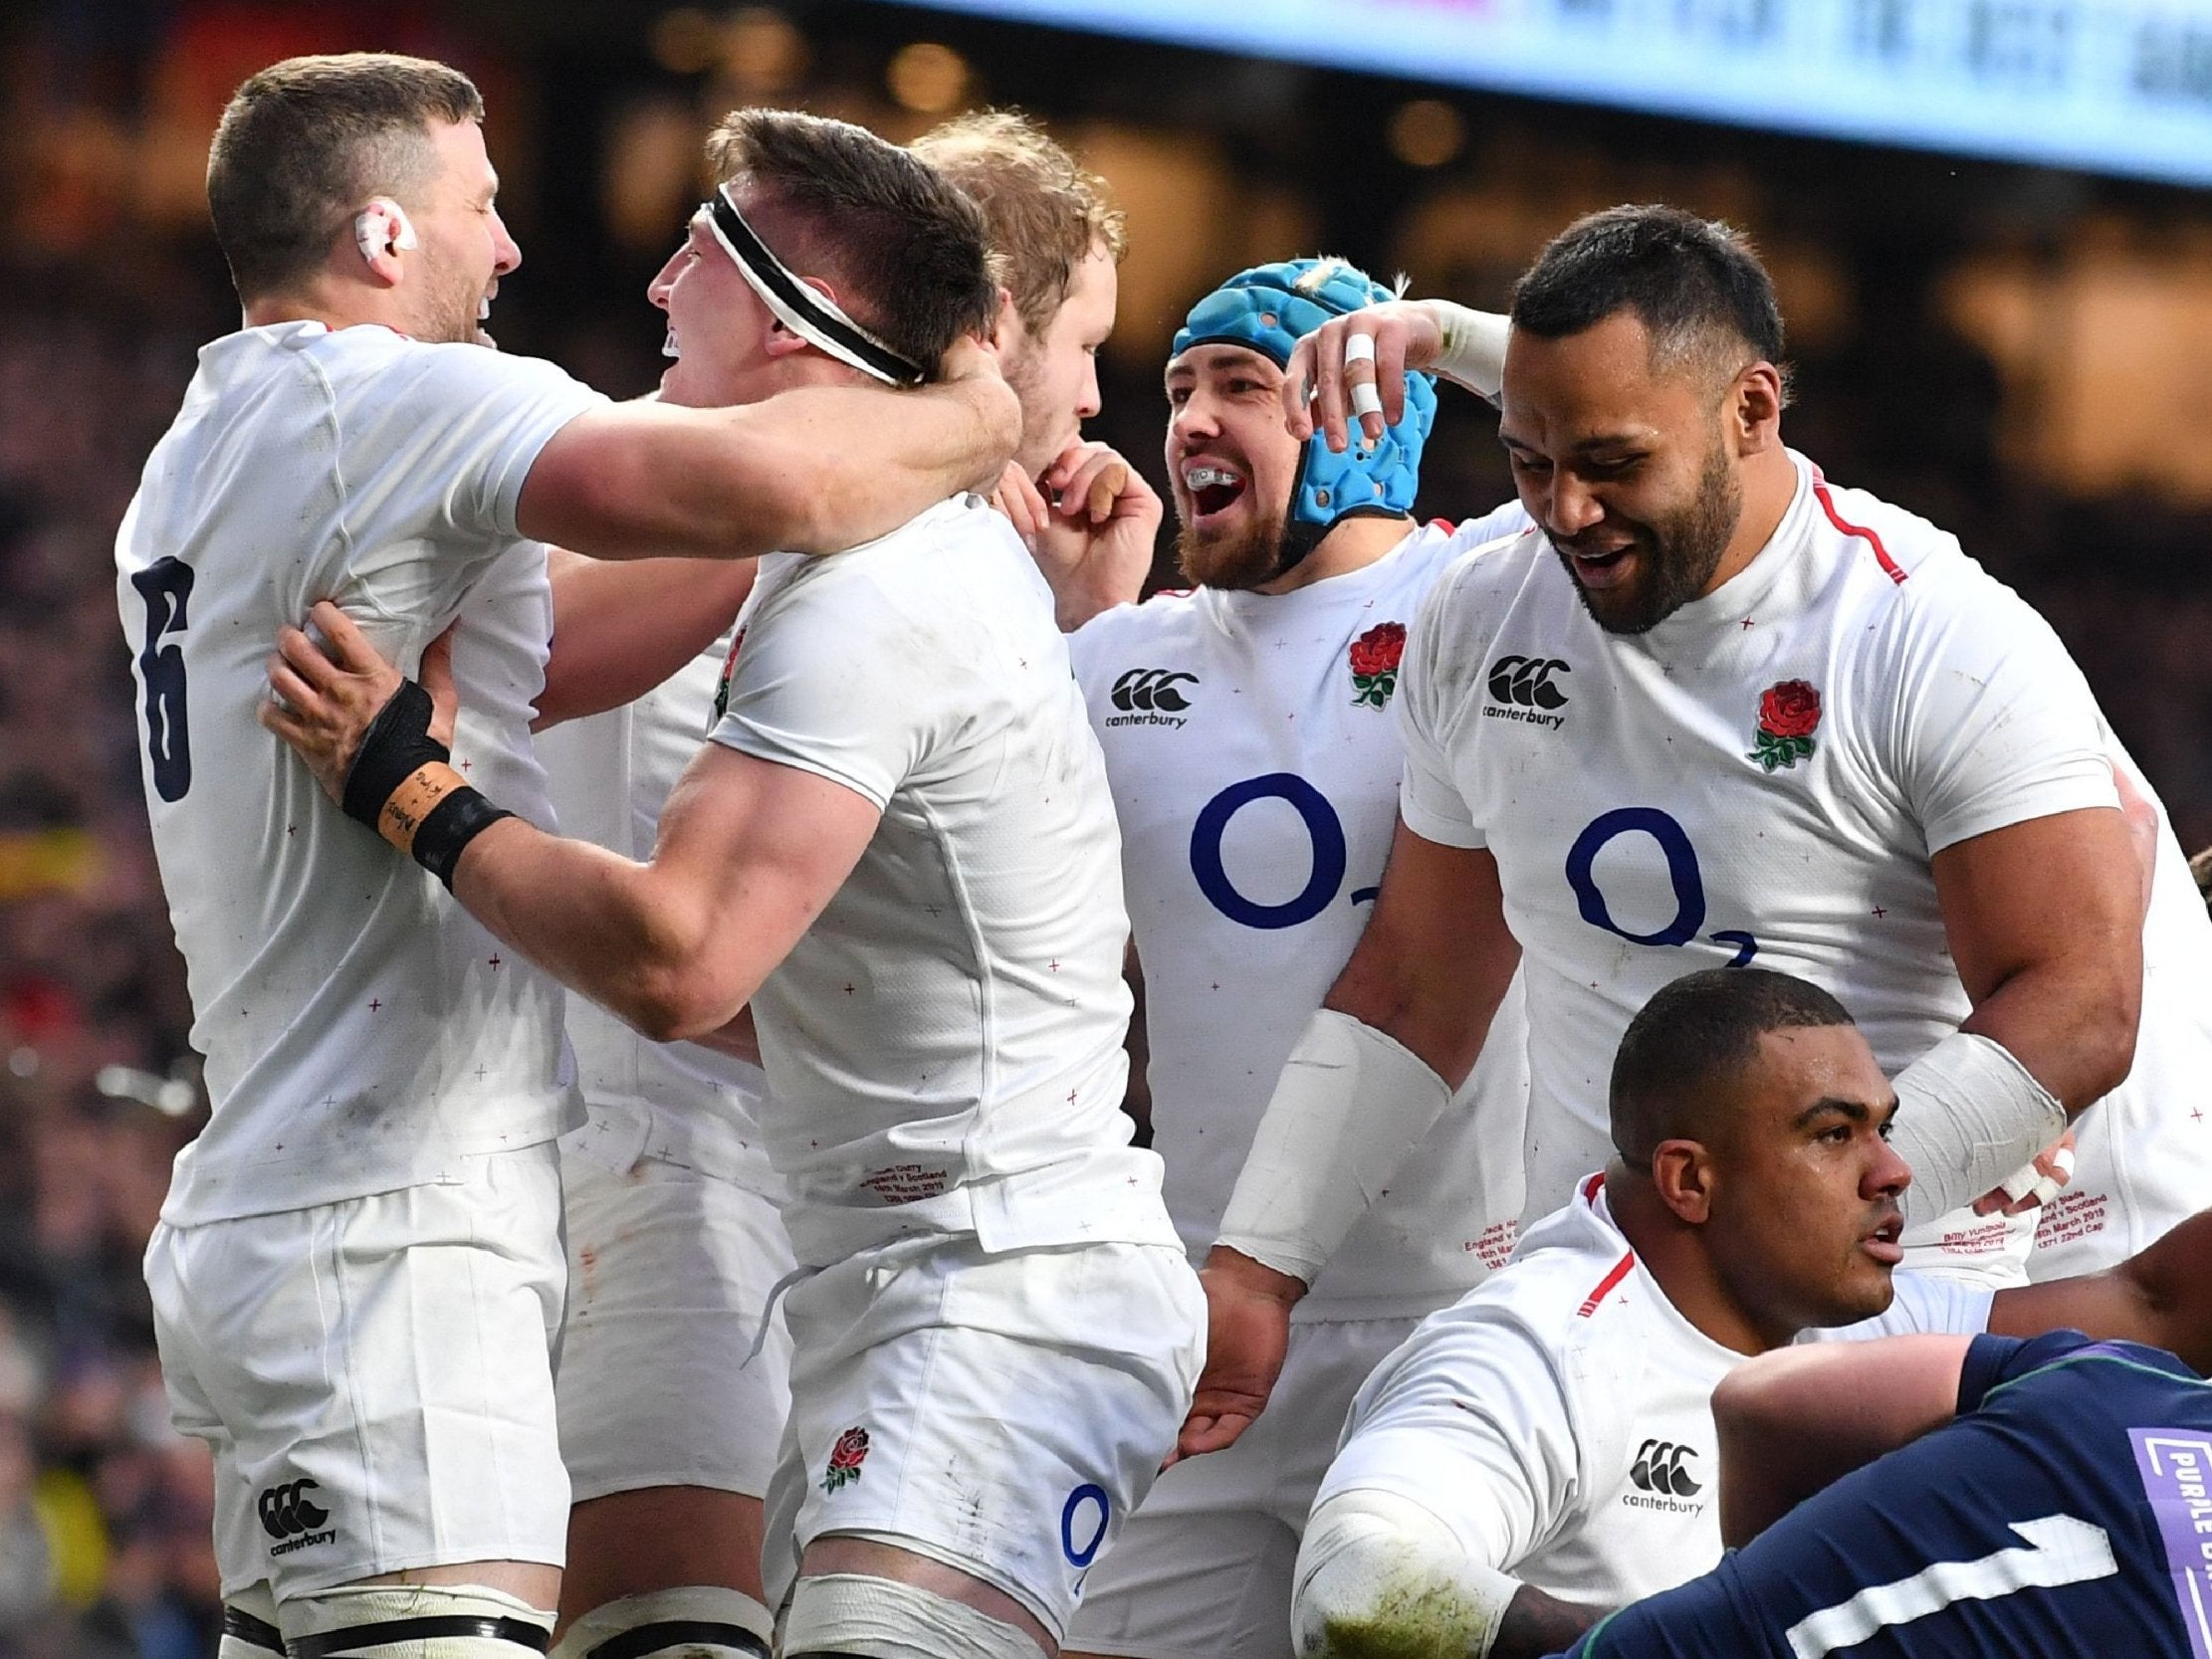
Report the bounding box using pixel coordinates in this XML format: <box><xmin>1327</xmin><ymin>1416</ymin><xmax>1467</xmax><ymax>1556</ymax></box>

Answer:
<box><xmin>911</xmin><ymin>109</ymin><xmax>1125</xmax><ymax>338</ymax></box>
<box><xmin>207</xmin><ymin>52</ymin><xmax>484</xmax><ymax>302</ymax></box>
<box><xmin>706</xmin><ymin>108</ymin><xmax>998</xmax><ymax>380</ymax></box>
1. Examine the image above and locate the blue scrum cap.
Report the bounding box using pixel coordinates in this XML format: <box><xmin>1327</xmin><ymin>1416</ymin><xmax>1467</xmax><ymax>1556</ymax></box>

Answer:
<box><xmin>1172</xmin><ymin>257</ymin><xmax>1437</xmax><ymax>548</ymax></box>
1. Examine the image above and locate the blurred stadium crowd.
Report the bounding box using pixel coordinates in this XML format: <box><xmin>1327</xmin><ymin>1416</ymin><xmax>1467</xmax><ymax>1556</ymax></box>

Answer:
<box><xmin>1</xmin><ymin>2</ymin><xmax>2209</xmax><ymax>1653</ymax></box>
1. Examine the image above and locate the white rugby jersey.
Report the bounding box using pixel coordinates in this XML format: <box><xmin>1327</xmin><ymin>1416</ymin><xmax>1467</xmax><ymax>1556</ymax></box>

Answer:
<box><xmin>534</xmin><ymin>626</ymin><xmax>781</xmax><ymax>1196</ymax></box>
<box><xmin>709</xmin><ymin>496</ymin><xmax>1179</xmax><ymax>1266</ymax></box>
<box><xmin>1398</xmin><ymin>450</ymin><xmax>2150</xmax><ymax>1270</ymax></box>
<box><xmin>1317</xmin><ymin>1174</ymin><xmax>1993</xmax><ymax>1610</ymax></box>
<box><xmin>114</xmin><ymin>322</ymin><xmax>605</xmax><ymax>1224</ymax></box>
<box><xmin>1069</xmin><ymin>506</ymin><xmax>1533</xmax><ymax>1319</ymax></box>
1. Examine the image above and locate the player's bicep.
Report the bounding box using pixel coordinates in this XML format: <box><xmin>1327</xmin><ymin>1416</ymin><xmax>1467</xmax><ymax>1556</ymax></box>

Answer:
<box><xmin>1330</xmin><ymin>821</ymin><xmax>1519</xmax><ymax>1086</ymax></box>
<box><xmin>1931</xmin><ymin>808</ymin><xmax>2141</xmax><ymax>1006</ymax></box>
<box><xmin>642</xmin><ymin>742</ymin><xmax>879</xmax><ymax>1030</ymax></box>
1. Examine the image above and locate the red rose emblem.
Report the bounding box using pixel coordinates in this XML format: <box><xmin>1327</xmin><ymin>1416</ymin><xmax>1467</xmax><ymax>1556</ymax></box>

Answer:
<box><xmin>821</xmin><ymin>1425</ymin><xmax>870</xmax><ymax>1492</ymax></box>
<box><xmin>1748</xmin><ymin>680</ymin><xmax>1821</xmax><ymax>771</ymax></box>
<box><xmin>1758</xmin><ymin>680</ymin><xmax>1822</xmax><ymax>740</ymax></box>
<box><xmin>1349</xmin><ymin>622</ymin><xmax>1408</xmax><ymax>710</ymax></box>
<box><xmin>1349</xmin><ymin>622</ymin><xmax>1407</xmax><ymax>679</ymax></box>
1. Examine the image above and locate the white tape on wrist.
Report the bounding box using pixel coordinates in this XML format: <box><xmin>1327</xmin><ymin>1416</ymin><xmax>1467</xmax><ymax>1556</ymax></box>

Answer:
<box><xmin>1889</xmin><ymin>1031</ymin><xmax>2067</xmax><ymax>1226</ymax></box>
<box><xmin>1217</xmin><ymin>1008</ymin><xmax>1452</xmax><ymax>1284</ymax></box>
<box><xmin>1430</xmin><ymin>303</ymin><xmax>1510</xmax><ymax>404</ymax></box>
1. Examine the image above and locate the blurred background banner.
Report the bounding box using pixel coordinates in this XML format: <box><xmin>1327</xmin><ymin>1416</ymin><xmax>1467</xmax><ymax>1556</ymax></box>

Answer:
<box><xmin>881</xmin><ymin>0</ymin><xmax>2212</xmax><ymax>189</ymax></box>
<box><xmin>0</xmin><ymin>4</ymin><xmax>2207</xmax><ymax>1652</ymax></box>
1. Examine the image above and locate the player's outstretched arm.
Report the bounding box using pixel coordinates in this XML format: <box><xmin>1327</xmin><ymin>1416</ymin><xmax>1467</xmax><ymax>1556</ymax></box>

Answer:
<box><xmin>517</xmin><ymin>338</ymin><xmax>1019</xmax><ymax>562</ymax></box>
<box><xmin>1712</xmin><ymin>1337</ymin><xmax>1972</xmax><ymax>1548</ymax></box>
<box><xmin>534</xmin><ymin>547</ymin><xmax>758</xmax><ymax>729</ymax></box>
<box><xmin>1183</xmin><ymin>824</ymin><xmax>1521</xmax><ymax>1457</ymax></box>
<box><xmin>1988</xmin><ymin>1204</ymin><xmax>2212</xmax><ymax>1374</ymax></box>
<box><xmin>264</xmin><ymin>603</ymin><xmax>877</xmax><ymax>1038</ymax></box>
<box><xmin>1283</xmin><ymin>299</ymin><xmax>1510</xmax><ymax>454</ymax></box>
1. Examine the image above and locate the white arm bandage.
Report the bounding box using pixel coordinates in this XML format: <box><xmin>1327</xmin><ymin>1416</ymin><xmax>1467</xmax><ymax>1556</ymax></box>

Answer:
<box><xmin>1428</xmin><ymin>303</ymin><xmax>1511</xmax><ymax>405</ymax></box>
<box><xmin>1888</xmin><ymin>1030</ymin><xmax>2067</xmax><ymax>1226</ymax></box>
<box><xmin>1216</xmin><ymin>1007</ymin><xmax>1451</xmax><ymax>1284</ymax></box>
<box><xmin>1294</xmin><ymin>1489</ymin><xmax>1516</xmax><ymax>1659</ymax></box>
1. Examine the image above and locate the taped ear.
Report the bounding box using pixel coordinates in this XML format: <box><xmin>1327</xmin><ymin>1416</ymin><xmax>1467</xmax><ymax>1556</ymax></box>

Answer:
<box><xmin>354</xmin><ymin>198</ymin><xmax>419</xmax><ymax>264</ymax></box>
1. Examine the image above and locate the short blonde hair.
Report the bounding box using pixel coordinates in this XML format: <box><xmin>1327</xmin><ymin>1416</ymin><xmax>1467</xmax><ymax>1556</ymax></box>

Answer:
<box><xmin>910</xmin><ymin>110</ymin><xmax>1126</xmax><ymax>338</ymax></box>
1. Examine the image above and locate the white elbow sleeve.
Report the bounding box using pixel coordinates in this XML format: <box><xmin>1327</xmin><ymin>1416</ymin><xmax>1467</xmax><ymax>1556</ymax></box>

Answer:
<box><xmin>1293</xmin><ymin>1489</ymin><xmax>1516</xmax><ymax>1659</ymax></box>
<box><xmin>1430</xmin><ymin>305</ymin><xmax>1511</xmax><ymax>405</ymax></box>
<box><xmin>1217</xmin><ymin>1008</ymin><xmax>1452</xmax><ymax>1285</ymax></box>
<box><xmin>1889</xmin><ymin>1030</ymin><xmax>2067</xmax><ymax>1226</ymax></box>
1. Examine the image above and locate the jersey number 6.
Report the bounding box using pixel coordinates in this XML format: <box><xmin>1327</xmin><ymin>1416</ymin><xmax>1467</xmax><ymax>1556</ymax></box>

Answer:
<box><xmin>129</xmin><ymin>555</ymin><xmax>195</xmax><ymax>801</ymax></box>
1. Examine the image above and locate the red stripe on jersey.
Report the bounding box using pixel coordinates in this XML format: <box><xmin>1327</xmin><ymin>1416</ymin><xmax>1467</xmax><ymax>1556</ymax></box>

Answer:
<box><xmin>1428</xmin><ymin>518</ymin><xmax>1456</xmax><ymax>534</ymax></box>
<box><xmin>1581</xmin><ymin>1172</ymin><xmax>1607</xmax><ymax>1202</ymax></box>
<box><xmin>1578</xmin><ymin>1249</ymin><xmax>1635</xmax><ymax>1319</ymax></box>
<box><xmin>1811</xmin><ymin>471</ymin><xmax>1907</xmax><ymax>585</ymax></box>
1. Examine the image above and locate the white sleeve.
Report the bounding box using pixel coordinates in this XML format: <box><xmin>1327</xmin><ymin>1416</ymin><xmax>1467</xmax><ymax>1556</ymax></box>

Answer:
<box><xmin>1881</xmin><ymin>572</ymin><xmax>2118</xmax><ymax>854</ymax></box>
<box><xmin>1800</xmin><ymin>1270</ymin><xmax>1995</xmax><ymax>1343</ymax></box>
<box><xmin>348</xmin><ymin>344</ymin><xmax>607</xmax><ymax>543</ymax></box>
<box><xmin>707</xmin><ymin>563</ymin><xmax>931</xmax><ymax>810</ymax></box>
<box><xmin>1395</xmin><ymin>564</ymin><xmax>1485</xmax><ymax>850</ymax></box>
<box><xmin>1320</xmin><ymin>1309</ymin><xmax>1577</xmax><ymax>1573</ymax></box>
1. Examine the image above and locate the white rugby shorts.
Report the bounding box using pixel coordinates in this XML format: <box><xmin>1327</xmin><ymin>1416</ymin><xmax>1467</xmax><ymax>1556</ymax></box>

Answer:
<box><xmin>764</xmin><ymin>1234</ymin><xmax>1204</xmax><ymax>1643</ymax></box>
<box><xmin>1063</xmin><ymin>1313</ymin><xmax>1421</xmax><ymax>1659</ymax></box>
<box><xmin>144</xmin><ymin>1143</ymin><xmax>568</xmax><ymax>1600</ymax></box>
<box><xmin>556</xmin><ymin>1133</ymin><xmax>796</xmax><ymax>1503</ymax></box>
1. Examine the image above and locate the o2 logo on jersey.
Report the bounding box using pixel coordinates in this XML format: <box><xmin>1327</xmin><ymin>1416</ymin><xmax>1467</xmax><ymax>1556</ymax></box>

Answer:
<box><xmin>1566</xmin><ymin>806</ymin><xmax>1759</xmax><ymax>966</ymax></box>
<box><xmin>1189</xmin><ymin>774</ymin><xmax>1376</xmax><ymax>930</ymax></box>
<box><xmin>1061</xmin><ymin>1483</ymin><xmax>1110</xmax><ymax>1569</ymax></box>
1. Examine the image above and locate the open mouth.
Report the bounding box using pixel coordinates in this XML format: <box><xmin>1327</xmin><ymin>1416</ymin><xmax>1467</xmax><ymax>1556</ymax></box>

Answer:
<box><xmin>1558</xmin><ymin>537</ymin><xmax>1641</xmax><ymax>590</ymax></box>
<box><xmin>662</xmin><ymin>326</ymin><xmax>680</xmax><ymax>360</ymax></box>
<box><xmin>1862</xmin><ymin>1214</ymin><xmax>1904</xmax><ymax>1266</ymax></box>
<box><xmin>1184</xmin><ymin>461</ymin><xmax>1247</xmax><ymax>521</ymax></box>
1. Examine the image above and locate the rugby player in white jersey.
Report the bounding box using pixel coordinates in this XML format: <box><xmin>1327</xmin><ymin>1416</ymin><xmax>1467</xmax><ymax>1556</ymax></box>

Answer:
<box><xmin>260</xmin><ymin>107</ymin><xmax>1203</xmax><ymax>1659</ymax></box>
<box><xmin>1047</xmin><ymin>257</ymin><xmax>1528</xmax><ymax>1659</ymax></box>
<box><xmin>535</xmin><ymin>108</ymin><xmax>1147</xmax><ymax>1659</ymax></box>
<box><xmin>1291</xmin><ymin>967</ymin><xmax>2212</xmax><ymax>1659</ymax></box>
<box><xmin>117</xmin><ymin>56</ymin><xmax>1014</xmax><ymax>1659</ymax></box>
<box><xmin>1184</xmin><ymin>205</ymin><xmax>2212</xmax><ymax>1464</ymax></box>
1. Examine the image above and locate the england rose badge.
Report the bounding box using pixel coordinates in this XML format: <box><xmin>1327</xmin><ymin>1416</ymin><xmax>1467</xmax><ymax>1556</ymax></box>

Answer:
<box><xmin>821</xmin><ymin>1426</ymin><xmax>870</xmax><ymax>1493</ymax></box>
<box><xmin>1748</xmin><ymin>679</ymin><xmax>1821</xmax><ymax>771</ymax></box>
<box><xmin>1349</xmin><ymin>622</ymin><xmax>1407</xmax><ymax>709</ymax></box>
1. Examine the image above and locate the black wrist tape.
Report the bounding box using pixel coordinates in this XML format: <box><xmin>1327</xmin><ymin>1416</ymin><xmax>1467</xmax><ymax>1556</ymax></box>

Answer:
<box><xmin>340</xmin><ymin>680</ymin><xmax>450</xmax><ymax>829</ymax></box>
<box><xmin>411</xmin><ymin>787</ymin><xmax>515</xmax><ymax>890</ymax></box>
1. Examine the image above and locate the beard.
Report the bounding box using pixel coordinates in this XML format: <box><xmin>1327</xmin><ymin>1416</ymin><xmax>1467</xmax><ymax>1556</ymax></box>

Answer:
<box><xmin>415</xmin><ymin>250</ymin><xmax>491</xmax><ymax>346</ymax></box>
<box><xmin>1554</xmin><ymin>437</ymin><xmax>1742</xmax><ymax>635</ymax></box>
<box><xmin>1176</xmin><ymin>500</ymin><xmax>1290</xmax><ymax>592</ymax></box>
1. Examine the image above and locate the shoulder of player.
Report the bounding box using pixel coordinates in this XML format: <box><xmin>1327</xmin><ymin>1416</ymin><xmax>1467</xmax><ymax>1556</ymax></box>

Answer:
<box><xmin>1067</xmin><ymin>581</ymin><xmax>1211</xmax><ymax>680</ymax></box>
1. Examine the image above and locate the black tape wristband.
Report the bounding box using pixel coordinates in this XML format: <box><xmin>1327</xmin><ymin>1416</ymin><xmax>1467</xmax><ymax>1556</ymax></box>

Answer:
<box><xmin>410</xmin><ymin>785</ymin><xmax>515</xmax><ymax>889</ymax></box>
<box><xmin>340</xmin><ymin>680</ymin><xmax>450</xmax><ymax>829</ymax></box>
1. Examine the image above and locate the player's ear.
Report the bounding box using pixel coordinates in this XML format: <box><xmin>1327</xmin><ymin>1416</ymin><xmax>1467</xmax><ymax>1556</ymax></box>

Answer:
<box><xmin>1729</xmin><ymin>362</ymin><xmax>1785</xmax><ymax>456</ymax></box>
<box><xmin>1650</xmin><ymin>1138</ymin><xmax>1716</xmax><ymax>1224</ymax></box>
<box><xmin>352</xmin><ymin>198</ymin><xmax>417</xmax><ymax>289</ymax></box>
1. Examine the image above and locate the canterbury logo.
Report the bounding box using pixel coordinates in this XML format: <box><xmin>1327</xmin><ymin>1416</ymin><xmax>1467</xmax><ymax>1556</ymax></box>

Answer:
<box><xmin>258</xmin><ymin>1479</ymin><xmax>329</xmax><ymax>1540</ymax></box>
<box><xmin>1630</xmin><ymin>1440</ymin><xmax>1703</xmax><ymax>1498</ymax></box>
<box><xmin>1110</xmin><ymin>669</ymin><xmax>1199</xmax><ymax>713</ymax></box>
<box><xmin>1486</xmin><ymin>655</ymin><xmax>1572</xmax><ymax>710</ymax></box>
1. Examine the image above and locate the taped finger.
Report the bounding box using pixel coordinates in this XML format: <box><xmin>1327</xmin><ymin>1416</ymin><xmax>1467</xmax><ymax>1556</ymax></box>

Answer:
<box><xmin>1349</xmin><ymin>380</ymin><xmax>1385</xmax><ymax>421</ymax></box>
<box><xmin>1342</xmin><ymin>332</ymin><xmax>1378</xmax><ymax>368</ymax></box>
<box><xmin>2027</xmin><ymin>1174</ymin><xmax>2066</xmax><ymax>1207</ymax></box>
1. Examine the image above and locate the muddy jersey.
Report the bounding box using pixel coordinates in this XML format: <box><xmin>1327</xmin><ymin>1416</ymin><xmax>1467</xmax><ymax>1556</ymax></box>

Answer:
<box><xmin>708</xmin><ymin>496</ymin><xmax>1177</xmax><ymax>1266</ymax></box>
<box><xmin>115</xmin><ymin>322</ymin><xmax>603</xmax><ymax>1222</ymax></box>
<box><xmin>1397</xmin><ymin>450</ymin><xmax>2147</xmax><ymax>1273</ymax></box>
<box><xmin>1318</xmin><ymin>1175</ymin><xmax>1994</xmax><ymax>1611</ymax></box>
<box><xmin>1069</xmin><ymin>506</ymin><xmax>1533</xmax><ymax>1318</ymax></box>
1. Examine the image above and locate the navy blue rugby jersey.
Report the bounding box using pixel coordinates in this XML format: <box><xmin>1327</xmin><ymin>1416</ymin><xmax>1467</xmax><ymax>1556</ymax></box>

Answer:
<box><xmin>1556</xmin><ymin>1331</ymin><xmax>2212</xmax><ymax>1658</ymax></box>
